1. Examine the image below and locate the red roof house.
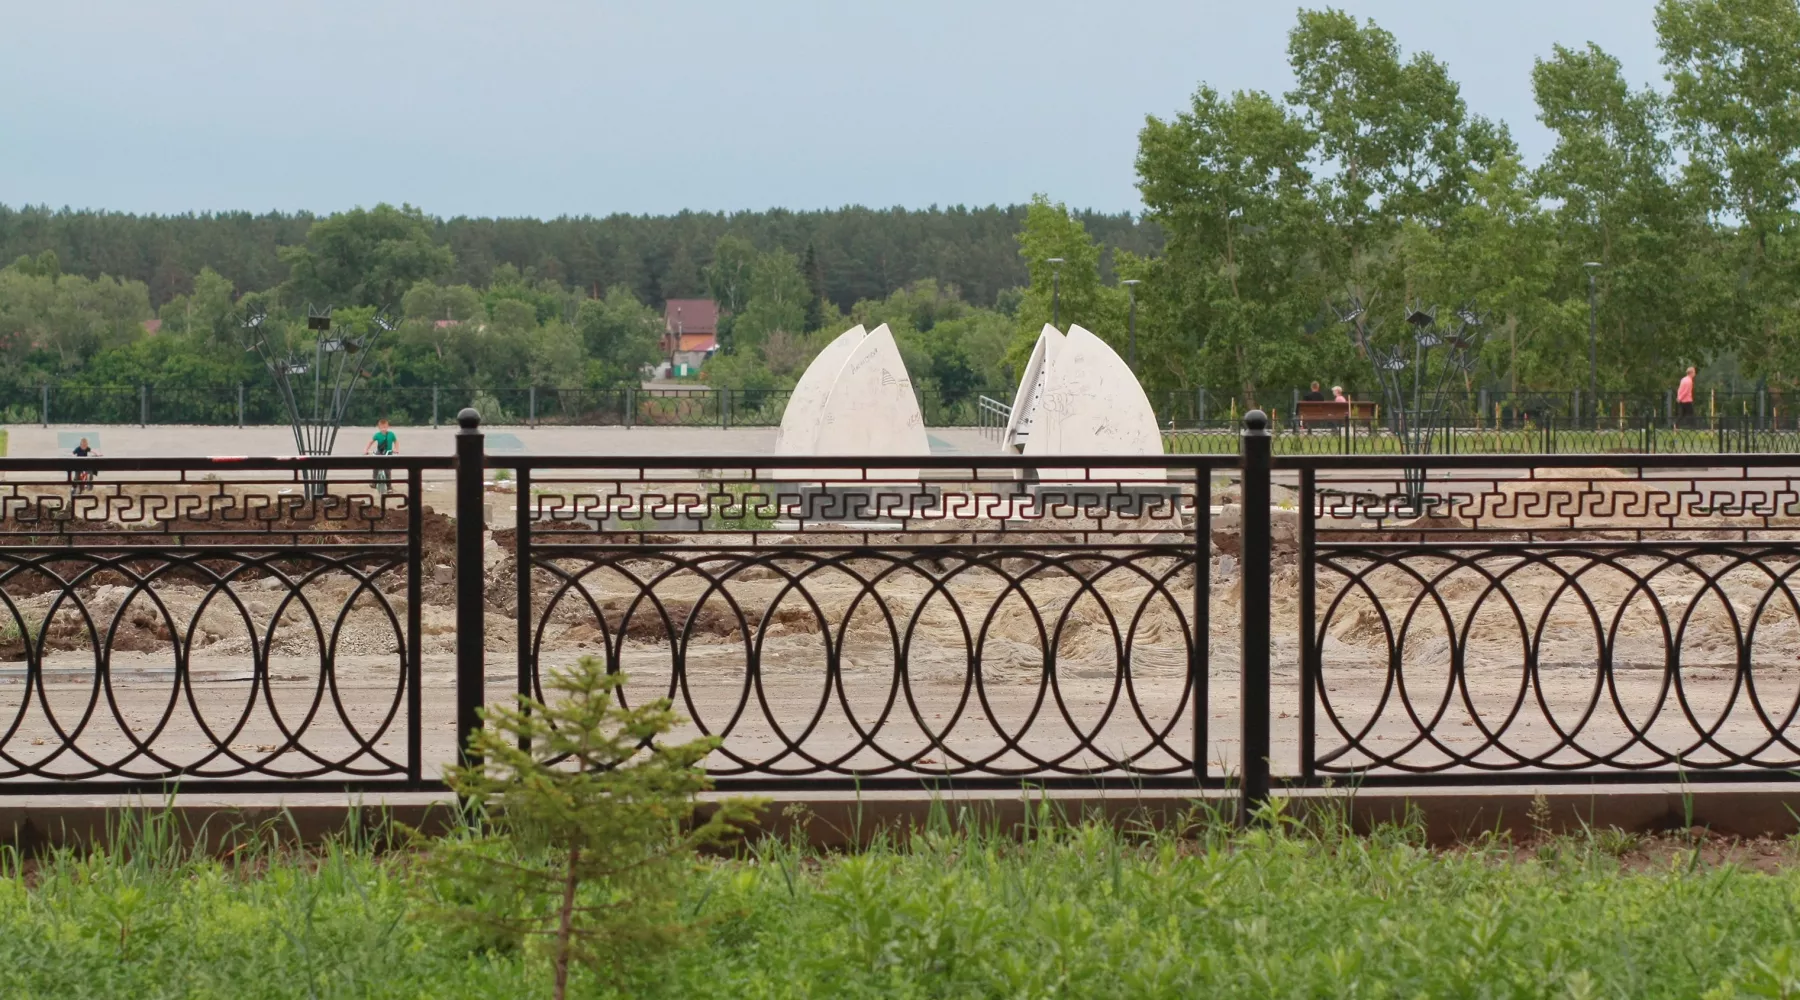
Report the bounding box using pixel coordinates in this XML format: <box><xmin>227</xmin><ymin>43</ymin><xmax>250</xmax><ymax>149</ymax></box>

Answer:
<box><xmin>662</xmin><ymin>299</ymin><xmax>719</xmax><ymax>356</ymax></box>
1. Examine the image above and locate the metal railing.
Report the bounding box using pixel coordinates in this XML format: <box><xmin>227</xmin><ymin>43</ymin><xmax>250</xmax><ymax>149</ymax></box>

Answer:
<box><xmin>1165</xmin><ymin>415</ymin><xmax>1800</xmax><ymax>456</ymax></box>
<box><xmin>4</xmin><ymin>384</ymin><xmax>1010</xmax><ymax>429</ymax></box>
<box><xmin>1284</xmin><ymin>449</ymin><xmax>1800</xmax><ymax>787</ymax></box>
<box><xmin>0</xmin><ymin>410</ymin><xmax>1795</xmax><ymax>815</ymax></box>
<box><xmin>0</xmin><ymin>453</ymin><xmax>448</xmax><ymax>792</ymax></box>
<box><xmin>977</xmin><ymin>395</ymin><xmax>1012</xmax><ymax>442</ymax></box>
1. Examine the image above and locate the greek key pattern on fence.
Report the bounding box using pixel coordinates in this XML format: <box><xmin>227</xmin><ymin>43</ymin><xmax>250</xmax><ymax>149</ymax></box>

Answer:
<box><xmin>3</xmin><ymin>415</ymin><xmax>1800</xmax><ymax>802</ymax></box>
<box><xmin>0</xmin><ymin>458</ymin><xmax>443</xmax><ymax>792</ymax></box>
<box><xmin>497</xmin><ymin>455</ymin><xmax>1223</xmax><ymax>790</ymax></box>
<box><xmin>1293</xmin><ymin>456</ymin><xmax>1800</xmax><ymax>785</ymax></box>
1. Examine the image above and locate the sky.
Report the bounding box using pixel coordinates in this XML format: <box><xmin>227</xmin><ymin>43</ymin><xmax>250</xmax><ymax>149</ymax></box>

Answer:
<box><xmin>0</xmin><ymin>0</ymin><xmax>1665</xmax><ymax>218</ymax></box>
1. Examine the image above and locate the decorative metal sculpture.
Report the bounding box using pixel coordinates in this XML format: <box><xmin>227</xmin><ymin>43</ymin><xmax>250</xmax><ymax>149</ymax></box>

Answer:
<box><xmin>243</xmin><ymin>304</ymin><xmax>392</xmax><ymax>496</ymax></box>
<box><xmin>1338</xmin><ymin>297</ymin><xmax>1485</xmax><ymax>510</ymax></box>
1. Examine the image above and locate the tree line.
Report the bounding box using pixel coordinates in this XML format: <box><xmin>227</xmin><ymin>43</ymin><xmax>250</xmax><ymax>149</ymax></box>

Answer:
<box><xmin>0</xmin><ymin>203</ymin><xmax>1156</xmax><ymax>317</ymax></box>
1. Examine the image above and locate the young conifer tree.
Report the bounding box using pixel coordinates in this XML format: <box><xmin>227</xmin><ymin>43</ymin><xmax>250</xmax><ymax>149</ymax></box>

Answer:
<box><xmin>423</xmin><ymin>656</ymin><xmax>760</xmax><ymax>998</ymax></box>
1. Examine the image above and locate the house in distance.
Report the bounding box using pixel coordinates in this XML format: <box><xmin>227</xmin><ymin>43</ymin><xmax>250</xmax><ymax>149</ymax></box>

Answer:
<box><xmin>661</xmin><ymin>298</ymin><xmax>719</xmax><ymax>376</ymax></box>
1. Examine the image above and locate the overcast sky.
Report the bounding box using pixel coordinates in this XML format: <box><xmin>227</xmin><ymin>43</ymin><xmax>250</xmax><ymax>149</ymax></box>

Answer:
<box><xmin>0</xmin><ymin>1</ymin><xmax>1664</xmax><ymax>218</ymax></box>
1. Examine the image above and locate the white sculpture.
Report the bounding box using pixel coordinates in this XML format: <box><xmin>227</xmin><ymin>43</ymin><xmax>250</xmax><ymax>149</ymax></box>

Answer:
<box><xmin>775</xmin><ymin>324</ymin><xmax>865</xmax><ymax>454</ymax></box>
<box><xmin>773</xmin><ymin>323</ymin><xmax>930</xmax><ymax>519</ymax></box>
<box><xmin>775</xmin><ymin>323</ymin><xmax>928</xmax><ymax>458</ymax></box>
<box><xmin>1001</xmin><ymin>325</ymin><xmax>1063</xmax><ymax>452</ymax></box>
<box><xmin>1007</xmin><ymin>323</ymin><xmax>1166</xmax><ymax>497</ymax></box>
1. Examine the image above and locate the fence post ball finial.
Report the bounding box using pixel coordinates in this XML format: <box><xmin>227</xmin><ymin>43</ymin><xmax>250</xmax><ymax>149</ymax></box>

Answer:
<box><xmin>1243</xmin><ymin>409</ymin><xmax>1270</xmax><ymax>434</ymax></box>
<box><xmin>457</xmin><ymin>407</ymin><xmax>481</xmax><ymax>430</ymax></box>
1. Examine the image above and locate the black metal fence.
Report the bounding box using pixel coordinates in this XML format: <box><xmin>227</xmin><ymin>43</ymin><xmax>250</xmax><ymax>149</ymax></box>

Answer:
<box><xmin>0</xmin><ymin>454</ymin><xmax>446</xmax><ymax>792</ymax></box>
<box><xmin>1287</xmin><ymin>451</ymin><xmax>1800</xmax><ymax>786</ymax></box>
<box><xmin>0</xmin><ymin>411</ymin><xmax>1797</xmax><ymax>811</ymax></box>
<box><xmin>1165</xmin><ymin>415</ymin><xmax>1800</xmax><ymax>457</ymax></box>
<box><xmin>1</xmin><ymin>384</ymin><xmax>1006</xmax><ymax>429</ymax></box>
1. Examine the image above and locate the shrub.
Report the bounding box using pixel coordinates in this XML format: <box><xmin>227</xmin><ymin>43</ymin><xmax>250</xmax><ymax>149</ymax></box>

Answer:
<box><xmin>419</xmin><ymin>656</ymin><xmax>760</xmax><ymax>998</ymax></box>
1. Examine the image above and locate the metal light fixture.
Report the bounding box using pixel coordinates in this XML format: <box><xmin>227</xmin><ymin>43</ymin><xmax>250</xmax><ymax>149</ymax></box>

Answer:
<box><xmin>1121</xmin><ymin>278</ymin><xmax>1141</xmax><ymax>371</ymax></box>
<box><xmin>1046</xmin><ymin>258</ymin><xmax>1066</xmax><ymax>328</ymax></box>
<box><xmin>241</xmin><ymin>302</ymin><xmax>394</xmax><ymax>496</ymax></box>
<box><xmin>1583</xmin><ymin>261</ymin><xmax>1602</xmax><ymax>429</ymax></box>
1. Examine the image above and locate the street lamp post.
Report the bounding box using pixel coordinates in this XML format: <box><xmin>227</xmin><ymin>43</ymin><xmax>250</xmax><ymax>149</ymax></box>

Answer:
<box><xmin>1121</xmin><ymin>279</ymin><xmax>1141</xmax><ymax>371</ymax></box>
<box><xmin>1046</xmin><ymin>257</ymin><xmax>1065</xmax><ymax>327</ymax></box>
<box><xmin>1584</xmin><ymin>262</ymin><xmax>1601</xmax><ymax>429</ymax></box>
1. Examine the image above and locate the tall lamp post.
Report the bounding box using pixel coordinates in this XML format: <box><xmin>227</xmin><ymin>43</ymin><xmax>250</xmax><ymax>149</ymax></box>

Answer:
<box><xmin>1121</xmin><ymin>279</ymin><xmax>1141</xmax><ymax>371</ymax></box>
<box><xmin>1584</xmin><ymin>261</ymin><xmax>1601</xmax><ymax>429</ymax></box>
<box><xmin>1046</xmin><ymin>257</ymin><xmax>1065</xmax><ymax>327</ymax></box>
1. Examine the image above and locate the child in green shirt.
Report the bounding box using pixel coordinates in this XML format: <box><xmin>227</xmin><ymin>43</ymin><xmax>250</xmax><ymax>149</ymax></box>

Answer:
<box><xmin>365</xmin><ymin>419</ymin><xmax>397</xmax><ymax>492</ymax></box>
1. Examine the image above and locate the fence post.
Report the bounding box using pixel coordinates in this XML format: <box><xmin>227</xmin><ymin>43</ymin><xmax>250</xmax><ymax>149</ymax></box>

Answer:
<box><xmin>40</xmin><ymin>384</ymin><xmax>47</xmax><ymax>427</ymax></box>
<box><xmin>1192</xmin><ymin>460</ymin><xmax>1211</xmax><ymax>786</ymax></box>
<box><xmin>1197</xmin><ymin>387</ymin><xmax>1207</xmax><ymax>430</ymax></box>
<box><xmin>454</xmin><ymin>408</ymin><xmax>486</xmax><ymax>772</ymax></box>
<box><xmin>515</xmin><ymin>464</ymin><xmax>533</xmax><ymax>751</ymax></box>
<box><xmin>1298</xmin><ymin>465</ymin><xmax>1316</xmax><ymax>782</ymax></box>
<box><xmin>719</xmin><ymin>388</ymin><xmax>728</xmax><ymax>429</ymax></box>
<box><xmin>237</xmin><ymin>383</ymin><xmax>245</xmax><ymax>428</ymax></box>
<box><xmin>528</xmin><ymin>386</ymin><xmax>537</xmax><ymax>428</ymax></box>
<box><xmin>139</xmin><ymin>384</ymin><xmax>147</xmax><ymax>427</ymax></box>
<box><xmin>406</xmin><ymin>465</ymin><xmax>423</xmax><ymax>782</ymax></box>
<box><xmin>625</xmin><ymin>387</ymin><xmax>635</xmax><ymax>429</ymax></box>
<box><xmin>1238</xmin><ymin>410</ymin><xmax>1273</xmax><ymax>826</ymax></box>
<box><xmin>432</xmin><ymin>387</ymin><xmax>440</xmax><ymax>428</ymax></box>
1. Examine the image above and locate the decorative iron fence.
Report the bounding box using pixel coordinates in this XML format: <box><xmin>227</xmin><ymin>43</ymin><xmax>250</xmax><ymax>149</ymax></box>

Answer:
<box><xmin>6</xmin><ymin>384</ymin><xmax>1010</xmax><ymax>429</ymax></box>
<box><xmin>1284</xmin><ymin>450</ymin><xmax>1800</xmax><ymax>787</ymax></box>
<box><xmin>486</xmin><ymin>446</ymin><xmax>1226</xmax><ymax>791</ymax></box>
<box><xmin>0</xmin><ymin>411</ymin><xmax>1796</xmax><ymax>814</ymax></box>
<box><xmin>1165</xmin><ymin>415</ymin><xmax>1800</xmax><ymax>457</ymax></box>
<box><xmin>0</xmin><ymin>453</ymin><xmax>448</xmax><ymax>793</ymax></box>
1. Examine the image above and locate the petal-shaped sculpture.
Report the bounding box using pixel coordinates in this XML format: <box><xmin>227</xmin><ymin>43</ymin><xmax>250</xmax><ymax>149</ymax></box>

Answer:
<box><xmin>1001</xmin><ymin>324</ymin><xmax>1063</xmax><ymax>453</ymax></box>
<box><xmin>809</xmin><ymin>323</ymin><xmax>928</xmax><ymax>457</ymax></box>
<box><xmin>1022</xmin><ymin>324</ymin><xmax>1164</xmax><ymax>484</ymax></box>
<box><xmin>773</xmin><ymin>325</ymin><xmax>929</xmax><ymax>515</ymax></box>
<box><xmin>775</xmin><ymin>324</ymin><xmax>865</xmax><ymax>455</ymax></box>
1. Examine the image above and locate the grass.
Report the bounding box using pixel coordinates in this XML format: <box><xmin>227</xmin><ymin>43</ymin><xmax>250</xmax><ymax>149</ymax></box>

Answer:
<box><xmin>6</xmin><ymin>802</ymin><xmax>1800</xmax><ymax>998</ymax></box>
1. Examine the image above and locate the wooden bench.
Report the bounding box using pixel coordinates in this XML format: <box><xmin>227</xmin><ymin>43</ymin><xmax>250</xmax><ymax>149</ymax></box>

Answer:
<box><xmin>1296</xmin><ymin>400</ymin><xmax>1377</xmax><ymax>424</ymax></box>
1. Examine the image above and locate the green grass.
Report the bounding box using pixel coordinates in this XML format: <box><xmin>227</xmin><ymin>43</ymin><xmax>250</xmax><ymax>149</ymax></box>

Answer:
<box><xmin>6</xmin><ymin>803</ymin><xmax>1800</xmax><ymax>998</ymax></box>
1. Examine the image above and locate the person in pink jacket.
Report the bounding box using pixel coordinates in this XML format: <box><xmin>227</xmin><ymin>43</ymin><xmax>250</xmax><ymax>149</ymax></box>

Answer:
<box><xmin>1677</xmin><ymin>367</ymin><xmax>1695</xmax><ymax>426</ymax></box>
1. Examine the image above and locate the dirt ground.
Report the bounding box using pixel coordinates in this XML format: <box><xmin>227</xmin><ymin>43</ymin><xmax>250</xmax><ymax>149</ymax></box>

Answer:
<box><xmin>0</xmin><ymin>468</ymin><xmax>1795</xmax><ymax>785</ymax></box>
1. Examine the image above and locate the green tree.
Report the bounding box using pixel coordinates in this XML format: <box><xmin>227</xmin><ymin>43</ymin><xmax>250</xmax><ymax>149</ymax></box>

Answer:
<box><xmin>1006</xmin><ymin>195</ymin><xmax>1128</xmax><ymax>373</ymax></box>
<box><xmin>730</xmin><ymin>248</ymin><xmax>809</xmax><ymax>351</ymax></box>
<box><xmin>423</xmin><ymin>656</ymin><xmax>758</xmax><ymax>997</ymax></box>
<box><xmin>156</xmin><ymin>267</ymin><xmax>238</xmax><ymax>345</ymax></box>
<box><xmin>1286</xmin><ymin>9</ymin><xmax>1511</xmax><ymax>299</ymax></box>
<box><xmin>1531</xmin><ymin>42</ymin><xmax>1725</xmax><ymax>396</ymax></box>
<box><xmin>0</xmin><ymin>259</ymin><xmax>152</xmax><ymax>373</ymax></box>
<box><xmin>704</xmin><ymin>235</ymin><xmax>757</xmax><ymax>353</ymax></box>
<box><xmin>1657</xmin><ymin>0</ymin><xmax>1800</xmax><ymax>388</ymax></box>
<box><xmin>801</xmin><ymin>241</ymin><xmax>825</xmax><ymax>333</ymax></box>
<box><xmin>574</xmin><ymin>285</ymin><xmax>662</xmax><ymax>386</ymax></box>
<box><xmin>1136</xmin><ymin>86</ymin><xmax>1330</xmax><ymax>404</ymax></box>
<box><xmin>280</xmin><ymin>204</ymin><xmax>454</xmax><ymax>310</ymax></box>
